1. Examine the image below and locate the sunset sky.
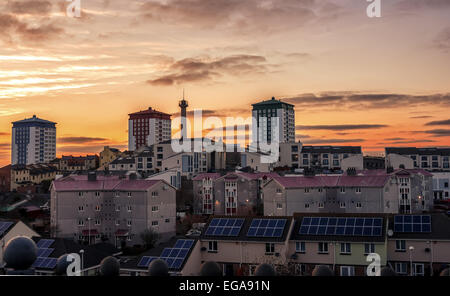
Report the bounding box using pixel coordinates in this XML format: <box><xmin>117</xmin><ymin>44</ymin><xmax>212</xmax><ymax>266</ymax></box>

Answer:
<box><xmin>0</xmin><ymin>0</ymin><xmax>449</xmax><ymax>166</ymax></box>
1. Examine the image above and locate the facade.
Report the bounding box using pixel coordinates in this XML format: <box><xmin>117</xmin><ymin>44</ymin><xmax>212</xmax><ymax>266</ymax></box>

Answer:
<box><xmin>99</xmin><ymin>146</ymin><xmax>122</xmax><ymax>169</ymax></box>
<box><xmin>50</xmin><ymin>174</ymin><xmax>177</xmax><ymax>247</ymax></box>
<box><xmin>364</xmin><ymin>156</ymin><xmax>385</xmax><ymax>170</ymax></box>
<box><xmin>11</xmin><ymin>115</ymin><xmax>56</xmax><ymax>165</ymax></box>
<box><xmin>432</xmin><ymin>172</ymin><xmax>450</xmax><ymax>200</ymax></box>
<box><xmin>128</xmin><ymin>107</ymin><xmax>171</xmax><ymax>151</ymax></box>
<box><xmin>10</xmin><ymin>164</ymin><xmax>58</xmax><ymax>191</ymax></box>
<box><xmin>52</xmin><ymin>155</ymin><xmax>99</xmax><ymax>172</ymax></box>
<box><xmin>252</xmin><ymin>97</ymin><xmax>295</xmax><ymax>145</ymax></box>
<box><xmin>387</xmin><ymin>213</ymin><xmax>450</xmax><ymax>276</ymax></box>
<box><xmin>0</xmin><ymin>165</ymin><xmax>11</xmax><ymax>192</ymax></box>
<box><xmin>299</xmin><ymin>146</ymin><xmax>363</xmax><ymax>171</ymax></box>
<box><xmin>263</xmin><ymin>169</ymin><xmax>433</xmax><ymax>216</ymax></box>
<box><xmin>109</xmin><ymin>156</ymin><xmax>136</xmax><ymax>172</ymax></box>
<box><xmin>240</xmin><ymin>151</ymin><xmax>274</xmax><ymax>172</ymax></box>
<box><xmin>146</xmin><ymin>169</ymin><xmax>181</xmax><ymax>189</ymax></box>
<box><xmin>385</xmin><ymin>147</ymin><xmax>450</xmax><ymax>171</ymax></box>
<box><xmin>192</xmin><ymin>172</ymin><xmax>279</xmax><ymax>216</ymax></box>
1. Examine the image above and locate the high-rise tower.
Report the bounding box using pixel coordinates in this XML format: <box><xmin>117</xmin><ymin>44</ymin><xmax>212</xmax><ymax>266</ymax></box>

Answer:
<box><xmin>179</xmin><ymin>94</ymin><xmax>189</xmax><ymax>140</ymax></box>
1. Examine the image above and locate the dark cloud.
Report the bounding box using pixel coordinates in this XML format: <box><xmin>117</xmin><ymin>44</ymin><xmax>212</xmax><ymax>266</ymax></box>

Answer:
<box><xmin>0</xmin><ymin>132</ymin><xmax>10</xmax><ymax>136</ymax></box>
<box><xmin>381</xmin><ymin>139</ymin><xmax>437</xmax><ymax>145</ymax></box>
<box><xmin>423</xmin><ymin>129</ymin><xmax>450</xmax><ymax>137</ymax></box>
<box><xmin>148</xmin><ymin>55</ymin><xmax>268</xmax><ymax>85</ymax></box>
<box><xmin>0</xmin><ymin>143</ymin><xmax>10</xmax><ymax>149</ymax></box>
<box><xmin>302</xmin><ymin>138</ymin><xmax>365</xmax><ymax>144</ymax></box>
<box><xmin>7</xmin><ymin>0</ymin><xmax>52</xmax><ymax>15</ymax></box>
<box><xmin>384</xmin><ymin>138</ymin><xmax>406</xmax><ymax>141</ymax></box>
<box><xmin>296</xmin><ymin>124</ymin><xmax>388</xmax><ymax>131</ymax></box>
<box><xmin>410</xmin><ymin>116</ymin><xmax>433</xmax><ymax>119</ymax></box>
<box><xmin>139</xmin><ymin>0</ymin><xmax>323</xmax><ymax>34</ymax></box>
<box><xmin>58</xmin><ymin>137</ymin><xmax>109</xmax><ymax>144</ymax></box>
<box><xmin>434</xmin><ymin>27</ymin><xmax>450</xmax><ymax>52</ymax></box>
<box><xmin>58</xmin><ymin>144</ymin><xmax>127</xmax><ymax>153</ymax></box>
<box><xmin>284</xmin><ymin>92</ymin><xmax>450</xmax><ymax>110</ymax></box>
<box><xmin>425</xmin><ymin>119</ymin><xmax>450</xmax><ymax>126</ymax></box>
<box><xmin>0</xmin><ymin>13</ymin><xmax>64</xmax><ymax>43</ymax></box>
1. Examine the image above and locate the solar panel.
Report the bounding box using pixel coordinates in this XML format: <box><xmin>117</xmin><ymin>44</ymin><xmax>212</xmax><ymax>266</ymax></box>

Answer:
<box><xmin>32</xmin><ymin>257</ymin><xmax>57</xmax><ymax>269</ymax></box>
<box><xmin>205</xmin><ymin>218</ymin><xmax>244</xmax><ymax>237</ymax></box>
<box><xmin>159</xmin><ymin>239</ymin><xmax>195</xmax><ymax>270</ymax></box>
<box><xmin>393</xmin><ymin>215</ymin><xmax>431</xmax><ymax>233</ymax></box>
<box><xmin>37</xmin><ymin>248</ymin><xmax>54</xmax><ymax>258</ymax></box>
<box><xmin>37</xmin><ymin>239</ymin><xmax>55</xmax><ymax>248</ymax></box>
<box><xmin>299</xmin><ymin>217</ymin><xmax>383</xmax><ymax>237</ymax></box>
<box><xmin>247</xmin><ymin>219</ymin><xmax>287</xmax><ymax>238</ymax></box>
<box><xmin>137</xmin><ymin>256</ymin><xmax>158</xmax><ymax>268</ymax></box>
<box><xmin>0</xmin><ymin>222</ymin><xmax>13</xmax><ymax>236</ymax></box>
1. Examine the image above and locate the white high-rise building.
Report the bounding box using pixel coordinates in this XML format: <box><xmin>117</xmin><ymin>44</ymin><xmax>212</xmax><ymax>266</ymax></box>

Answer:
<box><xmin>252</xmin><ymin>97</ymin><xmax>295</xmax><ymax>144</ymax></box>
<box><xmin>128</xmin><ymin>107</ymin><xmax>172</xmax><ymax>151</ymax></box>
<box><xmin>11</xmin><ymin>115</ymin><xmax>57</xmax><ymax>165</ymax></box>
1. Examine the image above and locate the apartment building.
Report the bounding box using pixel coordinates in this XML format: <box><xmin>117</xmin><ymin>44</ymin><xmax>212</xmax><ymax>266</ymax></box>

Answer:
<box><xmin>50</xmin><ymin>174</ymin><xmax>176</xmax><ymax>247</ymax></box>
<box><xmin>385</xmin><ymin>147</ymin><xmax>450</xmax><ymax>171</ymax></box>
<box><xmin>109</xmin><ymin>156</ymin><xmax>136</xmax><ymax>172</ymax></box>
<box><xmin>252</xmin><ymin>97</ymin><xmax>295</xmax><ymax>145</ymax></box>
<box><xmin>263</xmin><ymin>169</ymin><xmax>433</xmax><ymax>216</ymax></box>
<box><xmin>99</xmin><ymin>146</ymin><xmax>123</xmax><ymax>169</ymax></box>
<box><xmin>299</xmin><ymin>146</ymin><xmax>363</xmax><ymax>171</ymax></box>
<box><xmin>128</xmin><ymin>107</ymin><xmax>171</xmax><ymax>151</ymax></box>
<box><xmin>192</xmin><ymin>172</ymin><xmax>279</xmax><ymax>216</ymax></box>
<box><xmin>11</xmin><ymin>115</ymin><xmax>56</xmax><ymax>165</ymax></box>
<box><xmin>10</xmin><ymin>164</ymin><xmax>58</xmax><ymax>191</ymax></box>
<box><xmin>51</xmin><ymin>155</ymin><xmax>99</xmax><ymax>172</ymax></box>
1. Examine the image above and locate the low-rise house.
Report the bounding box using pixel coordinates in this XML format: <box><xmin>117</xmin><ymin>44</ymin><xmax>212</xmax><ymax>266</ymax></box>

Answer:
<box><xmin>146</xmin><ymin>169</ymin><xmax>181</xmax><ymax>189</ymax></box>
<box><xmin>387</xmin><ymin>213</ymin><xmax>450</xmax><ymax>276</ymax></box>
<box><xmin>263</xmin><ymin>169</ymin><xmax>433</xmax><ymax>216</ymax></box>
<box><xmin>109</xmin><ymin>156</ymin><xmax>136</xmax><ymax>172</ymax></box>
<box><xmin>99</xmin><ymin>146</ymin><xmax>123</xmax><ymax>169</ymax></box>
<box><xmin>0</xmin><ymin>219</ymin><xmax>40</xmax><ymax>266</ymax></box>
<box><xmin>50</xmin><ymin>174</ymin><xmax>176</xmax><ymax>247</ymax></box>
<box><xmin>299</xmin><ymin>146</ymin><xmax>363</xmax><ymax>171</ymax></box>
<box><xmin>53</xmin><ymin>155</ymin><xmax>99</xmax><ymax>172</ymax></box>
<box><xmin>432</xmin><ymin>172</ymin><xmax>450</xmax><ymax>201</ymax></box>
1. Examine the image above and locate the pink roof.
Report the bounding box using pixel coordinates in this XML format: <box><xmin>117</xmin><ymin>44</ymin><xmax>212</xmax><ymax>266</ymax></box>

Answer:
<box><xmin>53</xmin><ymin>178</ymin><xmax>163</xmax><ymax>191</ymax></box>
<box><xmin>192</xmin><ymin>173</ymin><xmax>222</xmax><ymax>181</ymax></box>
<box><xmin>273</xmin><ymin>175</ymin><xmax>389</xmax><ymax>189</ymax></box>
<box><xmin>355</xmin><ymin>168</ymin><xmax>433</xmax><ymax>177</ymax></box>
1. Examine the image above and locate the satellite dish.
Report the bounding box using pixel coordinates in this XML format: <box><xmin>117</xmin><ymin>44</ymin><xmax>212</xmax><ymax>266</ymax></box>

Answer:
<box><xmin>387</xmin><ymin>229</ymin><xmax>394</xmax><ymax>237</ymax></box>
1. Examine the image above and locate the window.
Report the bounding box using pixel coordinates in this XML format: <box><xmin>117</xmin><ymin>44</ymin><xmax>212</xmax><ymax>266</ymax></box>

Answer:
<box><xmin>152</xmin><ymin>221</ymin><xmax>158</xmax><ymax>227</ymax></box>
<box><xmin>127</xmin><ymin>205</ymin><xmax>132</xmax><ymax>212</ymax></box>
<box><xmin>152</xmin><ymin>206</ymin><xmax>159</xmax><ymax>212</ymax></box>
<box><xmin>208</xmin><ymin>241</ymin><xmax>218</xmax><ymax>253</ymax></box>
<box><xmin>318</xmin><ymin>202</ymin><xmax>324</xmax><ymax>208</ymax></box>
<box><xmin>323</xmin><ymin>159</ymin><xmax>329</xmax><ymax>165</ymax></box>
<box><xmin>127</xmin><ymin>192</ymin><xmax>132</xmax><ymax>197</ymax></box>
<box><xmin>295</xmin><ymin>242</ymin><xmax>305</xmax><ymax>253</ymax></box>
<box><xmin>340</xmin><ymin>202</ymin><xmax>346</xmax><ymax>209</ymax></box>
<box><xmin>95</xmin><ymin>219</ymin><xmax>101</xmax><ymax>226</ymax></box>
<box><xmin>340</xmin><ymin>187</ymin><xmax>345</xmax><ymax>193</ymax></box>
<box><xmin>395</xmin><ymin>240</ymin><xmax>406</xmax><ymax>252</ymax></box>
<box><xmin>364</xmin><ymin>243</ymin><xmax>375</xmax><ymax>254</ymax></box>
<box><xmin>395</xmin><ymin>263</ymin><xmax>407</xmax><ymax>275</ymax></box>
<box><xmin>115</xmin><ymin>220</ymin><xmax>120</xmax><ymax>226</ymax></box>
<box><xmin>115</xmin><ymin>205</ymin><xmax>120</xmax><ymax>212</ymax></box>
<box><xmin>304</xmin><ymin>188</ymin><xmax>310</xmax><ymax>193</ymax></box>
<box><xmin>318</xmin><ymin>242</ymin><xmax>328</xmax><ymax>254</ymax></box>
<box><xmin>165</xmin><ymin>218</ymin><xmax>170</xmax><ymax>223</ymax></box>
<box><xmin>276</xmin><ymin>203</ymin><xmax>283</xmax><ymax>210</ymax></box>
<box><xmin>355</xmin><ymin>187</ymin><xmax>361</xmax><ymax>193</ymax></box>
<box><xmin>95</xmin><ymin>205</ymin><xmax>101</xmax><ymax>211</ymax></box>
<box><xmin>318</xmin><ymin>188</ymin><xmax>323</xmax><ymax>193</ymax></box>
<box><xmin>340</xmin><ymin>243</ymin><xmax>351</xmax><ymax>254</ymax></box>
<box><xmin>78</xmin><ymin>220</ymin><xmax>84</xmax><ymax>226</ymax></box>
<box><xmin>78</xmin><ymin>192</ymin><xmax>84</xmax><ymax>197</ymax></box>
<box><xmin>276</xmin><ymin>188</ymin><xmax>282</xmax><ymax>193</ymax></box>
<box><xmin>152</xmin><ymin>191</ymin><xmax>158</xmax><ymax>197</ymax></box>
<box><xmin>304</xmin><ymin>203</ymin><xmax>310</xmax><ymax>209</ymax></box>
<box><xmin>413</xmin><ymin>263</ymin><xmax>424</xmax><ymax>276</ymax></box>
<box><xmin>78</xmin><ymin>205</ymin><xmax>84</xmax><ymax>212</ymax></box>
<box><xmin>95</xmin><ymin>192</ymin><xmax>100</xmax><ymax>197</ymax></box>
<box><xmin>265</xmin><ymin>243</ymin><xmax>275</xmax><ymax>254</ymax></box>
<box><xmin>340</xmin><ymin>266</ymin><xmax>355</xmax><ymax>276</ymax></box>
<box><xmin>356</xmin><ymin>202</ymin><xmax>362</xmax><ymax>208</ymax></box>
<box><xmin>114</xmin><ymin>191</ymin><xmax>120</xmax><ymax>197</ymax></box>
<box><xmin>127</xmin><ymin>220</ymin><xmax>132</xmax><ymax>227</ymax></box>
<box><xmin>127</xmin><ymin>235</ymin><xmax>132</xmax><ymax>241</ymax></box>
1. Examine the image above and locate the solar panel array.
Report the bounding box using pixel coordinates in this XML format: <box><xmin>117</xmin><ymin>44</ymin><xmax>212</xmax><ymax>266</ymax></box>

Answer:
<box><xmin>299</xmin><ymin>217</ymin><xmax>383</xmax><ymax>236</ymax></box>
<box><xmin>0</xmin><ymin>222</ymin><xmax>13</xmax><ymax>237</ymax></box>
<box><xmin>394</xmin><ymin>215</ymin><xmax>431</xmax><ymax>233</ymax></box>
<box><xmin>247</xmin><ymin>219</ymin><xmax>287</xmax><ymax>237</ymax></box>
<box><xmin>137</xmin><ymin>239</ymin><xmax>195</xmax><ymax>270</ymax></box>
<box><xmin>33</xmin><ymin>239</ymin><xmax>57</xmax><ymax>269</ymax></box>
<box><xmin>205</xmin><ymin>218</ymin><xmax>244</xmax><ymax>237</ymax></box>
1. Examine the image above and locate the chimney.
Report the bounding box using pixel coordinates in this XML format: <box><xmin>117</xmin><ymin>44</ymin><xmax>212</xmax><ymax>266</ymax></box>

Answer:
<box><xmin>88</xmin><ymin>172</ymin><xmax>97</xmax><ymax>181</ymax></box>
<box><xmin>129</xmin><ymin>173</ymin><xmax>137</xmax><ymax>180</ymax></box>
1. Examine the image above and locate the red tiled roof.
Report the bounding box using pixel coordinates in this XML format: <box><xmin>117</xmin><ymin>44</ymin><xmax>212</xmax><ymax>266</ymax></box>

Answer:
<box><xmin>53</xmin><ymin>176</ymin><xmax>163</xmax><ymax>191</ymax></box>
<box><xmin>272</xmin><ymin>175</ymin><xmax>389</xmax><ymax>189</ymax></box>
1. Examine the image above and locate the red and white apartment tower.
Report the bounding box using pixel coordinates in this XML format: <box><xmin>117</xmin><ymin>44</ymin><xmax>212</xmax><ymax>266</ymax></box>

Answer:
<box><xmin>128</xmin><ymin>107</ymin><xmax>172</xmax><ymax>151</ymax></box>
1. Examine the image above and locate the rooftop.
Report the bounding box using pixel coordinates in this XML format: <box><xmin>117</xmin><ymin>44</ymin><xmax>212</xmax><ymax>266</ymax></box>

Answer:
<box><xmin>301</xmin><ymin>146</ymin><xmax>362</xmax><ymax>154</ymax></box>
<box><xmin>386</xmin><ymin>147</ymin><xmax>450</xmax><ymax>156</ymax></box>
<box><xmin>52</xmin><ymin>176</ymin><xmax>166</xmax><ymax>191</ymax></box>
<box><xmin>252</xmin><ymin>97</ymin><xmax>294</xmax><ymax>108</ymax></box>
<box><xmin>12</xmin><ymin>115</ymin><xmax>56</xmax><ymax>125</ymax></box>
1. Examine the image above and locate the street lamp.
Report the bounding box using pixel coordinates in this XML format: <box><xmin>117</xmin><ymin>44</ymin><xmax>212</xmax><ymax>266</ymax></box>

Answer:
<box><xmin>409</xmin><ymin>246</ymin><xmax>415</xmax><ymax>276</ymax></box>
<box><xmin>79</xmin><ymin>249</ymin><xmax>84</xmax><ymax>276</ymax></box>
